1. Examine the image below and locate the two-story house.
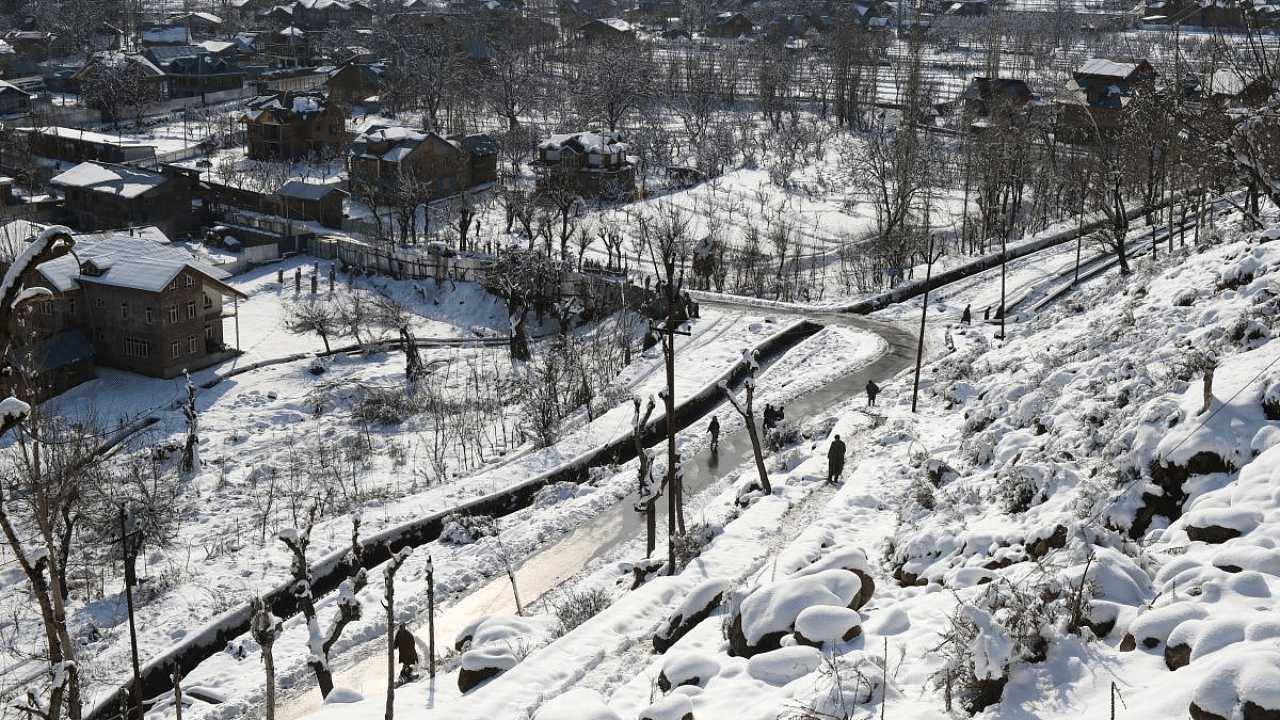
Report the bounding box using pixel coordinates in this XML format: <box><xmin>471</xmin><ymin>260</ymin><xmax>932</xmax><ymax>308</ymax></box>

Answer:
<box><xmin>348</xmin><ymin>124</ymin><xmax>497</xmax><ymax>198</ymax></box>
<box><xmin>1056</xmin><ymin>58</ymin><xmax>1157</xmax><ymax>141</ymax></box>
<box><xmin>241</xmin><ymin>91</ymin><xmax>348</xmax><ymax>160</ymax></box>
<box><xmin>7</xmin><ymin>228</ymin><xmax>247</xmax><ymax>394</ymax></box>
<box><xmin>529</xmin><ymin>130</ymin><xmax>634</xmax><ymax>199</ymax></box>
<box><xmin>50</xmin><ymin>162</ymin><xmax>197</xmax><ymax>238</ymax></box>
<box><xmin>958</xmin><ymin>77</ymin><xmax>1037</xmax><ymax>130</ymax></box>
<box><xmin>325</xmin><ymin>61</ymin><xmax>385</xmax><ymax>108</ymax></box>
<box><xmin>24</xmin><ymin>226</ymin><xmax>248</xmax><ymax>381</ymax></box>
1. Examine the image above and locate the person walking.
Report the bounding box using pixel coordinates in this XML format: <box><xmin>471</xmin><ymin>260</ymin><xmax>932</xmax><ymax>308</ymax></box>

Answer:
<box><xmin>395</xmin><ymin>622</ymin><xmax>419</xmax><ymax>682</ymax></box>
<box><xmin>961</xmin><ymin>304</ymin><xmax>971</xmax><ymax>324</ymax></box>
<box><xmin>865</xmin><ymin>379</ymin><xmax>880</xmax><ymax>407</ymax></box>
<box><xmin>827</xmin><ymin>434</ymin><xmax>846</xmax><ymax>484</ymax></box>
<box><xmin>708</xmin><ymin>415</ymin><xmax>720</xmax><ymax>452</ymax></box>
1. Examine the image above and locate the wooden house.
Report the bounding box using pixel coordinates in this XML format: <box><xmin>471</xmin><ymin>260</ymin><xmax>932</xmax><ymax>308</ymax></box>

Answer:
<box><xmin>146</xmin><ymin>47</ymin><xmax>247</xmax><ymax>98</ymax></box>
<box><xmin>958</xmin><ymin>77</ymin><xmax>1036</xmax><ymax>129</ymax></box>
<box><xmin>529</xmin><ymin>130</ymin><xmax>634</xmax><ymax>199</ymax></box>
<box><xmin>241</xmin><ymin>91</ymin><xmax>348</xmax><ymax>160</ymax></box>
<box><xmin>1056</xmin><ymin>58</ymin><xmax>1157</xmax><ymax>140</ymax></box>
<box><xmin>325</xmin><ymin>62</ymin><xmax>385</xmax><ymax>107</ymax></box>
<box><xmin>0</xmin><ymin>79</ymin><xmax>33</xmax><ymax>115</ymax></box>
<box><xmin>349</xmin><ymin>124</ymin><xmax>495</xmax><ymax>198</ymax></box>
<box><xmin>576</xmin><ymin>17</ymin><xmax>636</xmax><ymax>43</ymax></box>
<box><xmin>50</xmin><ymin>162</ymin><xmax>197</xmax><ymax>238</ymax></box>
<box><xmin>22</xmin><ymin>228</ymin><xmax>247</xmax><ymax>382</ymax></box>
<box><xmin>274</xmin><ymin>180</ymin><xmax>347</xmax><ymax>228</ymax></box>
<box><xmin>705</xmin><ymin>12</ymin><xmax>754</xmax><ymax>38</ymax></box>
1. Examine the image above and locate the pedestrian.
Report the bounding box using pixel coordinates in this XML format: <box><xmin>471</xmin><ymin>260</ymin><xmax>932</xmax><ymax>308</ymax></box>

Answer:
<box><xmin>961</xmin><ymin>304</ymin><xmax>971</xmax><ymax>325</ymax></box>
<box><xmin>708</xmin><ymin>415</ymin><xmax>720</xmax><ymax>452</ymax></box>
<box><xmin>394</xmin><ymin>622</ymin><xmax>418</xmax><ymax>682</ymax></box>
<box><xmin>865</xmin><ymin>379</ymin><xmax>879</xmax><ymax>407</ymax></box>
<box><xmin>827</xmin><ymin>434</ymin><xmax>846</xmax><ymax>484</ymax></box>
<box><xmin>984</xmin><ymin>306</ymin><xmax>990</xmax><ymax>321</ymax></box>
<box><xmin>763</xmin><ymin>403</ymin><xmax>775</xmax><ymax>430</ymax></box>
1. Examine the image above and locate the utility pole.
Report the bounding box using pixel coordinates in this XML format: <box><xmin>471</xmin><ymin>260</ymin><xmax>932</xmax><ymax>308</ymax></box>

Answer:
<box><xmin>651</xmin><ymin>288</ymin><xmax>689</xmax><ymax>575</ymax></box>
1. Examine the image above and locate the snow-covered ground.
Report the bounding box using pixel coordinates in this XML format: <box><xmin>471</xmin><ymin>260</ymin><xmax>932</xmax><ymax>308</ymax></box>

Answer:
<box><xmin>1</xmin><ymin>195</ymin><xmax>1271</xmax><ymax>720</ymax></box>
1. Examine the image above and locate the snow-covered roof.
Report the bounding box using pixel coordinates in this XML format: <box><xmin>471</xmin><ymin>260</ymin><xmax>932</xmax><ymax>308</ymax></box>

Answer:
<box><xmin>48</xmin><ymin>162</ymin><xmax>168</xmax><ymax>199</ymax></box>
<box><xmin>277</xmin><ymin>180</ymin><xmax>347</xmax><ymax>200</ymax></box>
<box><xmin>197</xmin><ymin>40</ymin><xmax>236</xmax><ymax>54</ymax></box>
<box><xmin>538</xmin><ymin>130</ymin><xmax>628</xmax><ymax>155</ymax></box>
<box><xmin>142</xmin><ymin>26</ymin><xmax>192</xmax><ymax>44</ymax></box>
<box><xmin>243</xmin><ymin>91</ymin><xmax>334</xmax><ymax>122</ymax></box>
<box><xmin>37</xmin><ymin>229</ymin><xmax>235</xmax><ymax>295</ymax></box>
<box><xmin>1077</xmin><ymin>58</ymin><xmax>1140</xmax><ymax>78</ymax></box>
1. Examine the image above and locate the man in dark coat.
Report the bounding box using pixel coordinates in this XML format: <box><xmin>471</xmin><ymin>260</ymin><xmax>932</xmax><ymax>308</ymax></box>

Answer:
<box><xmin>708</xmin><ymin>415</ymin><xmax>720</xmax><ymax>451</ymax></box>
<box><xmin>395</xmin><ymin>622</ymin><xmax>418</xmax><ymax>681</ymax></box>
<box><xmin>865</xmin><ymin>379</ymin><xmax>879</xmax><ymax>407</ymax></box>
<box><xmin>961</xmin><ymin>304</ymin><xmax>971</xmax><ymax>324</ymax></box>
<box><xmin>827</xmin><ymin>434</ymin><xmax>846</xmax><ymax>484</ymax></box>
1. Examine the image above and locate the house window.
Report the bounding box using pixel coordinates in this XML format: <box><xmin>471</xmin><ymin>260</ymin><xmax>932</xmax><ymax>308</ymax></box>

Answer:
<box><xmin>189</xmin><ymin>335</ymin><xmax>198</xmax><ymax>353</ymax></box>
<box><xmin>121</xmin><ymin>303</ymin><xmax>129</xmax><ymax>320</ymax></box>
<box><xmin>171</xmin><ymin>340</ymin><xmax>181</xmax><ymax>358</ymax></box>
<box><xmin>40</xmin><ymin>302</ymin><xmax>52</xmax><ymax>315</ymax></box>
<box><xmin>146</xmin><ymin>306</ymin><xmax>154</xmax><ymax>323</ymax></box>
<box><xmin>69</xmin><ymin>297</ymin><xmax>75</xmax><ymax>315</ymax></box>
<box><xmin>170</xmin><ymin>305</ymin><xmax>179</xmax><ymax>323</ymax></box>
<box><xmin>204</xmin><ymin>295</ymin><xmax>213</xmax><ymax>309</ymax></box>
<box><xmin>187</xmin><ymin>301</ymin><xmax>197</xmax><ymax>318</ymax></box>
<box><xmin>169</xmin><ymin>278</ymin><xmax>178</xmax><ymax>291</ymax></box>
<box><xmin>185</xmin><ymin>276</ymin><xmax>194</xmax><ymax>288</ymax></box>
<box><xmin>96</xmin><ymin>298</ymin><xmax>105</xmax><ymax>308</ymax></box>
<box><xmin>124</xmin><ymin>337</ymin><xmax>151</xmax><ymax>357</ymax></box>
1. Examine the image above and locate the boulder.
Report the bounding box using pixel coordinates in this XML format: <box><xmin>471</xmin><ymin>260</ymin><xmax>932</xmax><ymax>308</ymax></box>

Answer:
<box><xmin>457</xmin><ymin>645</ymin><xmax>518</xmax><ymax>692</ymax></box>
<box><xmin>654</xmin><ymin>579</ymin><xmax>727</xmax><ymax>653</ymax></box>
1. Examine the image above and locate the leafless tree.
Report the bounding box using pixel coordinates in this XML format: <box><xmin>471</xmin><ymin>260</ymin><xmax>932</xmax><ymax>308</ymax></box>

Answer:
<box><xmin>566</xmin><ymin>38</ymin><xmax>653</xmax><ymax>131</ymax></box>
<box><xmin>277</xmin><ymin>512</ymin><xmax>369</xmax><ymax>699</ymax></box>
<box><xmin>284</xmin><ymin>298</ymin><xmax>341</xmax><ymax>353</ymax></box>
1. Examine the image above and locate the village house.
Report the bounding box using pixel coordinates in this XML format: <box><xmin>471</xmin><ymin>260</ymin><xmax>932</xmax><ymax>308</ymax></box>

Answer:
<box><xmin>704</xmin><ymin>12</ymin><xmax>754</xmax><ymax>38</ymax></box>
<box><xmin>957</xmin><ymin>76</ymin><xmax>1038</xmax><ymax>129</ymax></box>
<box><xmin>0</xmin><ymin>79</ymin><xmax>33</xmax><ymax>116</ymax></box>
<box><xmin>289</xmin><ymin>0</ymin><xmax>375</xmax><ymax>30</ymax></box>
<box><xmin>529</xmin><ymin>130</ymin><xmax>634</xmax><ymax>199</ymax></box>
<box><xmin>15</xmin><ymin>227</ymin><xmax>248</xmax><ymax>387</ymax></box>
<box><xmin>1056</xmin><ymin>57</ymin><xmax>1157</xmax><ymax>141</ymax></box>
<box><xmin>274</xmin><ymin>180</ymin><xmax>347</xmax><ymax>228</ymax></box>
<box><xmin>71</xmin><ymin>52</ymin><xmax>169</xmax><ymax>118</ymax></box>
<box><xmin>576</xmin><ymin>17</ymin><xmax>637</xmax><ymax>43</ymax></box>
<box><xmin>348</xmin><ymin>124</ymin><xmax>497</xmax><ymax>198</ymax></box>
<box><xmin>49</xmin><ymin>161</ymin><xmax>196</xmax><ymax>238</ymax></box>
<box><xmin>241</xmin><ymin>91</ymin><xmax>348</xmax><ymax>160</ymax></box>
<box><xmin>325</xmin><ymin>61</ymin><xmax>385</xmax><ymax>107</ymax></box>
<box><xmin>145</xmin><ymin>47</ymin><xmax>248</xmax><ymax>98</ymax></box>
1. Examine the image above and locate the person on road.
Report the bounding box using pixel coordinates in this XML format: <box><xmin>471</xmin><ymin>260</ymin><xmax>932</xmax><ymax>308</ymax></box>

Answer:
<box><xmin>961</xmin><ymin>304</ymin><xmax>971</xmax><ymax>325</ymax></box>
<box><xmin>709</xmin><ymin>415</ymin><xmax>720</xmax><ymax>452</ymax></box>
<box><xmin>865</xmin><ymin>379</ymin><xmax>880</xmax><ymax>407</ymax></box>
<box><xmin>395</xmin><ymin>622</ymin><xmax>418</xmax><ymax>682</ymax></box>
<box><xmin>827</xmin><ymin>434</ymin><xmax>846</xmax><ymax>484</ymax></box>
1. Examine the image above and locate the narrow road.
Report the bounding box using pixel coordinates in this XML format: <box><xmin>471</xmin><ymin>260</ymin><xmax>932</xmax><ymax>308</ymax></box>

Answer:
<box><xmin>272</xmin><ymin>310</ymin><xmax>917</xmax><ymax>720</ymax></box>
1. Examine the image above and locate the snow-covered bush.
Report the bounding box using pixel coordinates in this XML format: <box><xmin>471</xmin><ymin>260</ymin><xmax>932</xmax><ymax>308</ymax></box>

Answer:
<box><xmin>548</xmin><ymin>586</ymin><xmax>612</xmax><ymax>638</ymax></box>
<box><xmin>351</xmin><ymin>385</ymin><xmax>420</xmax><ymax>425</ymax></box>
<box><xmin>440</xmin><ymin>512</ymin><xmax>499</xmax><ymax>545</ymax></box>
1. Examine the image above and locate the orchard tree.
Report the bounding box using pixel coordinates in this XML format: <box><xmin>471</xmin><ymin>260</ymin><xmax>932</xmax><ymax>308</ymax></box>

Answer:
<box><xmin>277</xmin><ymin>512</ymin><xmax>369</xmax><ymax>699</ymax></box>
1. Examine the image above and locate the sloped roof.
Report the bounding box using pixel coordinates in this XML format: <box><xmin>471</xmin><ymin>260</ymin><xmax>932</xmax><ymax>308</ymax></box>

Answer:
<box><xmin>538</xmin><ymin>130</ymin><xmax>628</xmax><ymax>155</ymax></box>
<box><xmin>37</xmin><ymin>229</ymin><xmax>240</xmax><ymax>296</ymax></box>
<box><xmin>243</xmin><ymin>91</ymin><xmax>336</xmax><ymax>123</ymax></box>
<box><xmin>49</xmin><ymin>162</ymin><xmax>169</xmax><ymax>199</ymax></box>
<box><xmin>1077</xmin><ymin>58</ymin><xmax>1143</xmax><ymax>79</ymax></box>
<box><xmin>278</xmin><ymin>180</ymin><xmax>347</xmax><ymax>200</ymax></box>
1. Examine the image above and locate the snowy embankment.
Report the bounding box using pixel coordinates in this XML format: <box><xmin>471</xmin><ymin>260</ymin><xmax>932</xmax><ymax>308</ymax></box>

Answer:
<box><xmin>72</xmin><ymin>261</ymin><xmax>860</xmax><ymax>720</ymax></box>
<box><xmin>281</xmin><ymin>216</ymin><xmax>1280</xmax><ymax>720</ymax></box>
